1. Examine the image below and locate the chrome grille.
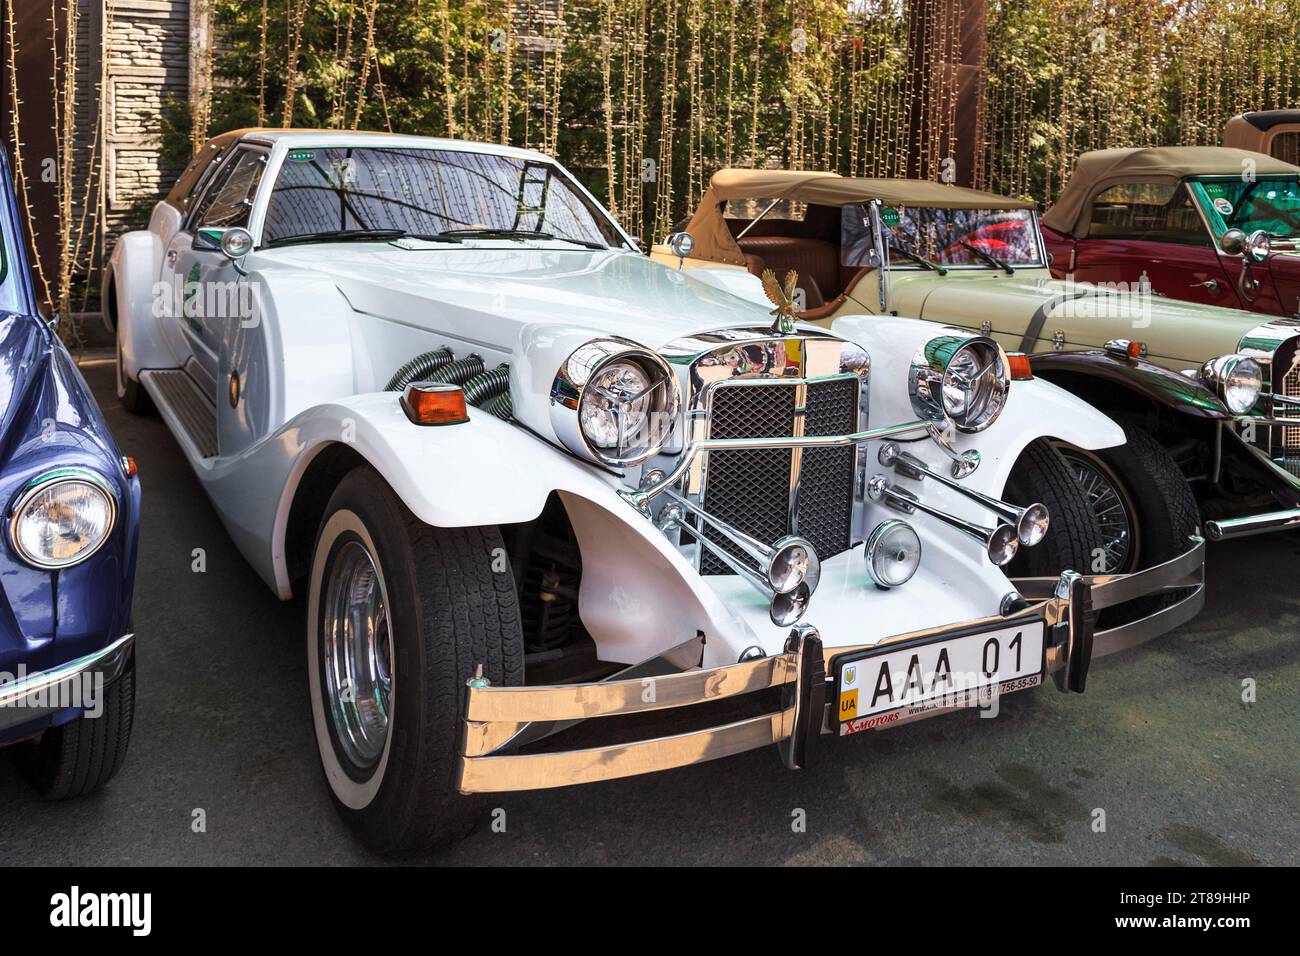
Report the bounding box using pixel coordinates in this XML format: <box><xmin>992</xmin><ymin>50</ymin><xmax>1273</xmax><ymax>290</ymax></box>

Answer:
<box><xmin>1279</xmin><ymin>361</ymin><xmax>1300</xmax><ymax>456</ymax></box>
<box><xmin>699</xmin><ymin>378</ymin><xmax>858</xmax><ymax>575</ymax></box>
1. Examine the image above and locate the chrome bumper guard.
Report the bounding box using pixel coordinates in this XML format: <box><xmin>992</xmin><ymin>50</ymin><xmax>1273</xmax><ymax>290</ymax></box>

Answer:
<box><xmin>0</xmin><ymin>633</ymin><xmax>135</xmax><ymax>734</ymax></box>
<box><xmin>458</xmin><ymin>538</ymin><xmax>1203</xmax><ymax>794</ymax></box>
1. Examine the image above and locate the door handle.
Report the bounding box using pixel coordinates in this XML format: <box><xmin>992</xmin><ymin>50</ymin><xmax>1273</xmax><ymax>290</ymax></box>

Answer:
<box><xmin>167</xmin><ymin>250</ymin><xmax>178</xmax><ymax>265</ymax></box>
<box><xmin>1190</xmin><ymin>279</ymin><xmax>1218</xmax><ymax>292</ymax></box>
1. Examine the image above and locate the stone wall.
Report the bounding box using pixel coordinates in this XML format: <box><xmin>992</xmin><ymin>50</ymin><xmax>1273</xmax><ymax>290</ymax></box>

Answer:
<box><xmin>104</xmin><ymin>0</ymin><xmax>191</xmax><ymax>236</ymax></box>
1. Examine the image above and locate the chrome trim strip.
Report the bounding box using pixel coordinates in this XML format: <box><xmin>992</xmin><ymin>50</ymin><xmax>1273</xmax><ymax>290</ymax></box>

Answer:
<box><xmin>1011</xmin><ymin>536</ymin><xmax>1204</xmax><ymax>611</ymax></box>
<box><xmin>625</xmin><ymin>419</ymin><xmax>929</xmax><ymax>508</ymax></box>
<box><xmin>459</xmin><ymin>708</ymin><xmax>794</xmax><ymax>794</ymax></box>
<box><xmin>0</xmin><ymin>633</ymin><xmax>134</xmax><ymax>729</ymax></box>
<box><xmin>464</xmin><ymin>653</ymin><xmax>794</xmax><ymax>728</ymax></box>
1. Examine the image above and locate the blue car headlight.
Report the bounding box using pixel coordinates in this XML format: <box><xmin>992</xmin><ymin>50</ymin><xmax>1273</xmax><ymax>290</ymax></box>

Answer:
<box><xmin>9</xmin><ymin>468</ymin><xmax>117</xmax><ymax>569</ymax></box>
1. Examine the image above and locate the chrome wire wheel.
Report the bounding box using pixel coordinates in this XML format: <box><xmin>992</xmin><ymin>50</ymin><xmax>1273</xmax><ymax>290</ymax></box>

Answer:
<box><xmin>321</xmin><ymin>539</ymin><xmax>394</xmax><ymax>773</ymax></box>
<box><xmin>1058</xmin><ymin>447</ymin><xmax>1138</xmax><ymax>573</ymax></box>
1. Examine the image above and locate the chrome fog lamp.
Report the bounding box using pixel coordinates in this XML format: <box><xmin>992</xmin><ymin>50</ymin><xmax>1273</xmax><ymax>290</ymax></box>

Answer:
<box><xmin>864</xmin><ymin>519</ymin><xmax>922</xmax><ymax>589</ymax></box>
<box><xmin>770</xmin><ymin>582</ymin><xmax>812</xmax><ymax>627</ymax></box>
<box><xmin>9</xmin><ymin>468</ymin><xmax>117</xmax><ymax>569</ymax></box>
<box><xmin>550</xmin><ymin>337</ymin><xmax>681</xmax><ymax>466</ymax></box>
<box><xmin>986</xmin><ymin>523</ymin><xmax>1020</xmax><ymax>567</ymax></box>
<box><xmin>1017</xmin><ymin>503</ymin><xmax>1051</xmax><ymax>547</ymax></box>
<box><xmin>1200</xmin><ymin>354</ymin><xmax>1262</xmax><ymax>414</ymax></box>
<box><xmin>767</xmin><ymin>535</ymin><xmax>820</xmax><ymax>595</ymax></box>
<box><xmin>910</xmin><ymin>333</ymin><xmax>1010</xmax><ymax>433</ymax></box>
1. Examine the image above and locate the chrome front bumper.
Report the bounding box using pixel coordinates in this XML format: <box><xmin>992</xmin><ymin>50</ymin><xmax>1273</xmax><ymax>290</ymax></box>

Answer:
<box><xmin>457</xmin><ymin>539</ymin><xmax>1204</xmax><ymax>794</ymax></box>
<box><xmin>0</xmin><ymin>633</ymin><xmax>135</xmax><ymax>734</ymax></box>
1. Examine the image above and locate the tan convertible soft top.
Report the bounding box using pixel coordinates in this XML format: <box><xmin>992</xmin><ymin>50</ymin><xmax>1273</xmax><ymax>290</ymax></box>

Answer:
<box><xmin>683</xmin><ymin>168</ymin><xmax>1035</xmax><ymax>265</ymax></box>
<box><xmin>1042</xmin><ymin>146</ymin><xmax>1300</xmax><ymax>239</ymax></box>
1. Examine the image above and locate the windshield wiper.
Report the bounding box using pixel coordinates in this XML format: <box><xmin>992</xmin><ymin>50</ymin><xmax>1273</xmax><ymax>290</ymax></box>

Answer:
<box><xmin>266</xmin><ymin>228</ymin><xmax>408</xmax><ymax>247</ymax></box>
<box><xmin>437</xmin><ymin>228</ymin><xmax>608</xmax><ymax>250</ymax></box>
<box><xmin>268</xmin><ymin>229</ymin><xmax>467</xmax><ymax>248</ymax></box>
<box><xmin>888</xmin><ymin>242</ymin><xmax>948</xmax><ymax>275</ymax></box>
<box><xmin>959</xmin><ymin>239</ymin><xmax>1015</xmax><ymax>275</ymax></box>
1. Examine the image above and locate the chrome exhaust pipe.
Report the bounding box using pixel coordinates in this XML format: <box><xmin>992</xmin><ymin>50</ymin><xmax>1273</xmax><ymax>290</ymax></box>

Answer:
<box><xmin>1204</xmin><ymin>508</ymin><xmax>1300</xmax><ymax>541</ymax></box>
<box><xmin>879</xmin><ymin>442</ymin><xmax>1049</xmax><ymax>547</ymax></box>
<box><xmin>867</xmin><ymin>474</ymin><xmax>1020</xmax><ymax>566</ymax></box>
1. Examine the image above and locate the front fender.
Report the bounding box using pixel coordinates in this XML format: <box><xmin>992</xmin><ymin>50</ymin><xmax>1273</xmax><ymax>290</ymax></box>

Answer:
<box><xmin>234</xmin><ymin>393</ymin><xmax>745</xmax><ymax>665</ymax></box>
<box><xmin>831</xmin><ymin>314</ymin><xmax>1125</xmax><ymax>498</ymax></box>
<box><xmin>108</xmin><ymin>228</ymin><xmax>169</xmax><ymax>377</ymax></box>
<box><xmin>1030</xmin><ymin>350</ymin><xmax>1231</xmax><ymax>421</ymax></box>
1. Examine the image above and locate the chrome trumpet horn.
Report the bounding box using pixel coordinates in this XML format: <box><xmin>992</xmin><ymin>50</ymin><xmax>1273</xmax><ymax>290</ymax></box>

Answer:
<box><xmin>658</xmin><ymin>489</ymin><xmax>820</xmax><ymax>625</ymax></box>
<box><xmin>867</xmin><ymin>474</ymin><xmax>1020</xmax><ymax>567</ymax></box>
<box><xmin>878</xmin><ymin>442</ymin><xmax>1049</xmax><ymax>547</ymax></box>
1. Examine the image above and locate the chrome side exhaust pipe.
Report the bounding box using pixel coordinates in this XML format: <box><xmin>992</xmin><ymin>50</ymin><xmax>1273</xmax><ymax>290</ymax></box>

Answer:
<box><xmin>879</xmin><ymin>442</ymin><xmax>1050</xmax><ymax>547</ymax></box>
<box><xmin>1205</xmin><ymin>507</ymin><xmax>1300</xmax><ymax>541</ymax></box>
<box><xmin>867</xmin><ymin>474</ymin><xmax>1020</xmax><ymax>567</ymax></box>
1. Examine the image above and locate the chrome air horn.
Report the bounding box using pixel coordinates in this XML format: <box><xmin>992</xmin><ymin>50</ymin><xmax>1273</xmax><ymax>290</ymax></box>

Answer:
<box><xmin>867</xmin><ymin>474</ymin><xmax>1020</xmax><ymax>567</ymax></box>
<box><xmin>878</xmin><ymin>442</ymin><xmax>1049</xmax><ymax>547</ymax></box>
<box><xmin>658</xmin><ymin>489</ymin><xmax>820</xmax><ymax>626</ymax></box>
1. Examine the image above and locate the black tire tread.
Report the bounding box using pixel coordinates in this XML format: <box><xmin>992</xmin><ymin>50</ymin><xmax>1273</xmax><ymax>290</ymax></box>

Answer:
<box><xmin>318</xmin><ymin>467</ymin><xmax>523</xmax><ymax>855</ymax></box>
<box><xmin>1005</xmin><ymin>438</ymin><xmax>1105</xmax><ymax>577</ymax></box>
<box><xmin>19</xmin><ymin>656</ymin><xmax>135</xmax><ymax>800</ymax></box>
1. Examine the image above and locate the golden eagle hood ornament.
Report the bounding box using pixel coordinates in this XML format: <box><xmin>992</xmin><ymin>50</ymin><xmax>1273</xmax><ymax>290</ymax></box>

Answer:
<box><xmin>762</xmin><ymin>268</ymin><xmax>800</xmax><ymax>334</ymax></box>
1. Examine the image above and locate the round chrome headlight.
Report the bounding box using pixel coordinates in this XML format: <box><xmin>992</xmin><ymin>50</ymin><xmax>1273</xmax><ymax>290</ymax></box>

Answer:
<box><xmin>864</xmin><ymin>519</ymin><xmax>921</xmax><ymax>589</ymax></box>
<box><xmin>9</xmin><ymin>469</ymin><xmax>117</xmax><ymax>569</ymax></box>
<box><xmin>550</xmin><ymin>338</ymin><xmax>681</xmax><ymax>467</ymax></box>
<box><xmin>1200</xmin><ymin>354</ymin><xmax>1262</xmax><ymax>414</ymax></box>
<box><xmin>910</xmin><ymin>333</ymin><xmax>1010</xmax><ymax>433</ymax></box>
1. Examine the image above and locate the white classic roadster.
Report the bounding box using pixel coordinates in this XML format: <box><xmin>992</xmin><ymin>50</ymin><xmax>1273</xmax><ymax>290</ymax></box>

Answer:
<box><xmin>105</xmin><ymin>130</ymin><xmax>1203</xmax><ymax>853</ymax></box>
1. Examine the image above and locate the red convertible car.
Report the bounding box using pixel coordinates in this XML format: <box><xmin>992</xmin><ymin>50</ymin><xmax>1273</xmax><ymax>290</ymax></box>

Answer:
<box><xmin>1041</xmin><ymin>146</ymin><xmax>1300</xmax><ymax>319</ymax></box>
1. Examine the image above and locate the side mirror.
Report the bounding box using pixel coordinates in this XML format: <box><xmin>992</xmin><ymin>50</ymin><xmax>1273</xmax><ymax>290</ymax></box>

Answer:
<box><xmin>667</xmin><ymin>231</ymin><xmax>695</xmax><ymax>265</ymax></box>
<box><xmin>1220</xmin><ymin>228</ymin><xmax>1248</xmax><ymax>256</ymax></box>
<box><xmin>1246</xmin><ymin>229</ymin><xmax>1272</xmax><ymax>263</ymax></box>
<box><xmin>194</xmin><ymin>226</ymin><xmax>254</xmax><ymax>260</ymax></box>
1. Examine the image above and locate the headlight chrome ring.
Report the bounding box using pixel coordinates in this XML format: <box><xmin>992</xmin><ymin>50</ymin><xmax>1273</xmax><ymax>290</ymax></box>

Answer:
<box><xmin>550</xmin><ymin>336</ymin><xmax>681</xmax><ymax>467</ymax></box>
<box><xmin>9</xmin><ymin>467</ymin><xmax>118</xmax><ymax>569</ymax></box>
<box><xmin>1200</xmin><ymin>353</ymin><xmax>1262</xmax><ymax>415</ymax></box>
<box><xmin>909</xmin><ymin>332</ymin><xmax>1010</xmax><ymax>433</ymax></box>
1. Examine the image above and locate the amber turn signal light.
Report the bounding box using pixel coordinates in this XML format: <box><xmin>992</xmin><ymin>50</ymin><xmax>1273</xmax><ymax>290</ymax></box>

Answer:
<box><xmin>1006</xmin><ymin>352</ymin><xmax>1033</xmax><ymax>381</ymax></box>
<box><xmin>120</xmin><ymin>456</ymin><xmax>138</xmax><ymax>477</ymax></box>
<box><xmin>401</xmin><ymin>382</ymin><xmax>469</xmax><ymax>425</ymax></box>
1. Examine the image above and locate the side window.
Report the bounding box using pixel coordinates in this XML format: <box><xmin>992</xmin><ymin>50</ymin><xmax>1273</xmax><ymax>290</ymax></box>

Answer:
<box><xmin>189</xmin><ymin>150</ymin><xmax>266</xmax><ymax>230</ymax></box>
<box><xmin>1271</xmin><ymin>131</ymin><xmax>1300</xmax><ymax>167</ymax></box>
<box><xmin>1088</xmin><ymin>182</ymin><xmax>1211</xmax><ymax>246</ymax></box>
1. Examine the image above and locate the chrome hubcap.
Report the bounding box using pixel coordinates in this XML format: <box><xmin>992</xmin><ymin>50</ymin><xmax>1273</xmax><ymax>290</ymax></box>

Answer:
<box><xmin>322</xmin><ymin>540</ymin><xmax>393</xmax><ymax>770</ymax></box>
<box><xmin>1063</xmin><ymin>452</ymin><xmax>1133</xmax><ymax>572</ymax></box>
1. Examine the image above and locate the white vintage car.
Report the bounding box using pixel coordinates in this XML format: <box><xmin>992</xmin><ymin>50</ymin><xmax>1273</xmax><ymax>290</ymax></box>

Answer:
<box><xmin>104</xmin><ymin>130</ymin><xmax>1203</xmax><ymax>854</ymax></box>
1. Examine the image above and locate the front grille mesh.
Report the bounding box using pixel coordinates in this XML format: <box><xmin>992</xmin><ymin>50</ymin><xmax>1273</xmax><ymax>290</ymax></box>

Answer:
<box><xmin>1279</xmin><ymin>361</ymin><xmax>1300</xmax><ymax>454</ymax></box>
<box><xmin>699</xmin><ymin>378</ymin><xmax>857</xmax><ymax>575</ymax></box>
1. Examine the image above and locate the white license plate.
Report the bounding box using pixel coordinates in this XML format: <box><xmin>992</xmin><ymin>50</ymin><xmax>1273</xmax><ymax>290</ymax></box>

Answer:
<box><xmin>834</xmin><ymin>621</ymin><xmax>1045</xmax><ymax>736</ymax></box>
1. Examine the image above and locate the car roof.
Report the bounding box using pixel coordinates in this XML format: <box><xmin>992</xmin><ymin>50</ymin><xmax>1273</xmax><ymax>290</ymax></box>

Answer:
<box><xmin>682</xmin><ymin>168</ymin><xmax>1033</xmax><ymax>267</ymax></box>
<box><xmin>1042</xmin><ymin>146</ymin><xmax>1300</xmax><ymax>238</ymax></box>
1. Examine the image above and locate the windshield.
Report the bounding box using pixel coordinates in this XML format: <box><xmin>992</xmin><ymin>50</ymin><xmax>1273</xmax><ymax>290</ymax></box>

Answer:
<box><xmin>262</xmin><ymin>147</ymin><xmax>625</xmax><ymax>248</ymax></box>
<box><xmin>1190</xmin><ymin>177</ymin><xmax>1300</xmax><ymax>240</ymax></box>
<box><xmin>843</xmin><ymin>205</ymin><xmax>1043</xmax><ymax>268</ymax></box>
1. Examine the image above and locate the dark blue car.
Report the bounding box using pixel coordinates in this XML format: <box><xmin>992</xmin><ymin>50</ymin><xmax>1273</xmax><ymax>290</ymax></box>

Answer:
<box><xmin>0</xmin><ymin>147</ymin><xmax>141</xmax><ymax>797</ymax></box>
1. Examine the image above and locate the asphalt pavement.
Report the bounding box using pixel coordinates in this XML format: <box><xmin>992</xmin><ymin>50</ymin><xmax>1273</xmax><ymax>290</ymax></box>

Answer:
<box><xmin>1</xmin><ymin>353</ymin><xmax>1296</xmax><ymax>865</ymax></box>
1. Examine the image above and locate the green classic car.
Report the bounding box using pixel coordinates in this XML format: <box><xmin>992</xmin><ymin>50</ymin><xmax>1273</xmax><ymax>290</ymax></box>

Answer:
<box><xmin>653</xmin><ymin>169</ymin><xmax>1300</xmax><ymax>578</ymax></box>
